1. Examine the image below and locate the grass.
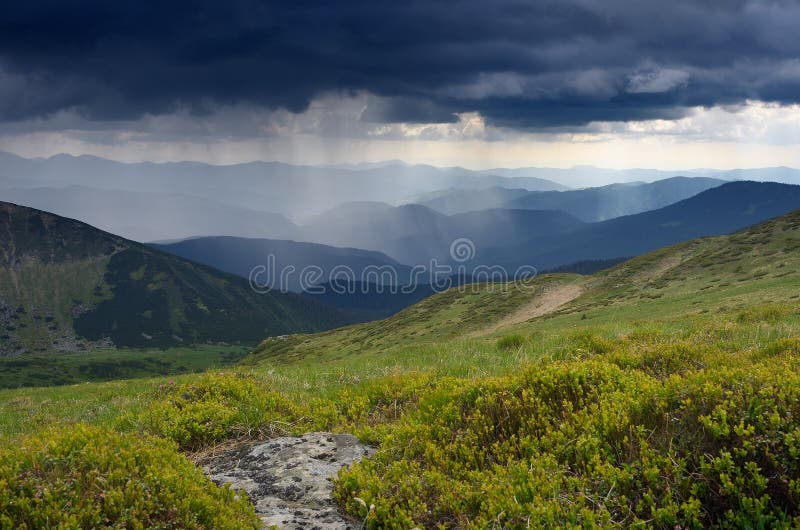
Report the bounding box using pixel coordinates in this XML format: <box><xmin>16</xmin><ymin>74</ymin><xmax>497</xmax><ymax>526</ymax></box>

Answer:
<box><xmin>3</xmin><ymin>305</ymin><xmax>798</xmax><ymax>439</ymax></box>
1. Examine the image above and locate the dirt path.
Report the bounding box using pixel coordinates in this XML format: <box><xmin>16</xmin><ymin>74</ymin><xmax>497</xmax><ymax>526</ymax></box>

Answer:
<box><xmin>474</xmin><ymin>283</ymin><xmax>586</xmax><ymax>336</ymax></box>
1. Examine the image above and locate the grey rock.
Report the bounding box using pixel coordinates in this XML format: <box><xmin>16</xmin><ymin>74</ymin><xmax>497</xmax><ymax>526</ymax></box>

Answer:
<box><xmin>203</xmin><ymin>432</ymin><xmax>375</xmax><ymax>529</ymax></box>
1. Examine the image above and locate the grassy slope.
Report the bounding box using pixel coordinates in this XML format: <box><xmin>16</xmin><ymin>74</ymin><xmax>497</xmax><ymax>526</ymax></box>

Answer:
<box><xmin>248</xmin><ymin>209</ymin><xmax>800</xmax><ymax>364</ymax></box>
<box><xmin>246</xmin><ymin>273</ymin><xmax>586</xmax><ymax>364</ymax></box>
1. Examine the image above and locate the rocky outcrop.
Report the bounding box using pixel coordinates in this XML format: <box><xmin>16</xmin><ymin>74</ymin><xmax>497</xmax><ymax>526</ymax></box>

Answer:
<box><xmin>203</xmin><ymin>432</ymin><xmax>374</xmax><ymax>529</ymax></box>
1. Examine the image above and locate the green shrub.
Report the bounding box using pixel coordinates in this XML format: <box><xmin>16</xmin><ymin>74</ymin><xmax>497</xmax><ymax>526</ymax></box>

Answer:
<box><xmin>128</xmin><ymin>372</ymin><xmax>313</xmax><ymax>450</ymax></box>
<box><xmin>496</xmin><ymin>334</ymin><xmax>526</xmax><ymax>351</ymax></box>
<box><xmin>610</xmin><ymin>342</ymin><xmax>707</xmax><ymax>378</ymax></box>
<box><xmin>332</xmin><ymin>372</ymin><xmax>444</xmax><ymax>442</ymax></box>
<box><xmin>736</xmin><ymin>304</ymin><xmax>797</xmax><ymax>323</ymax></box>
<box><xmin>335</xmin><ymin>353</ymin><xmax>800</xmax><ymax>528</ymax></box>
<box><xmin>127</xmin><ymin>371</ymin><xmax>450</xmax><ymax>449</ymax></box>
<box><xmin>754</xmin><ymin>337</ymin><xmax>800</xmax><ymax>361</ymax></box>
<box><xmin>569</xmin><ymin>329</ymin><xmax>614</xmax><ymax>355</ymax></box>
<box><xmin>0</xmin><ymin>424</ymin><xmax>259</xmax><ymax>529</ymax></box>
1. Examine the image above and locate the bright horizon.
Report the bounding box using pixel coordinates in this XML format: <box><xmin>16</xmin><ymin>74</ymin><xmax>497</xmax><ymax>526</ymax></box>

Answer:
<box><xmin>4</xmin><ymin>141</ymin><xmax>800</xmax><ymax>174</ymax></box>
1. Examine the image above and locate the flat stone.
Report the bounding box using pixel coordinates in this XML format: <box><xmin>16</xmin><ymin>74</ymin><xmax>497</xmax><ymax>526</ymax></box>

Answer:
<box><xmin>203</xmin><ymin>432</ymin><xmax>375</xmax><ymax>529</ymax></box>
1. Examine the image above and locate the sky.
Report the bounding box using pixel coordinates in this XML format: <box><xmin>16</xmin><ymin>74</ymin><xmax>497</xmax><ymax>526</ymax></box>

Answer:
<box><xmin>2</xmin><ymin>0</ymin><xmax>800</xmax><ymax>170</ymax></box>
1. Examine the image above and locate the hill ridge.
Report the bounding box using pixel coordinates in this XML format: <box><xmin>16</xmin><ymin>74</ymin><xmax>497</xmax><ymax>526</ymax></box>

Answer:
<box><xmin>249</xmin><ymin>207</ymin><xmax>800</xmax><ymax>364</ymax></box>
<box><xmin>0</xmin><ymin>201</ymin><xmax>347</xmax><ymax>355</ymax></box>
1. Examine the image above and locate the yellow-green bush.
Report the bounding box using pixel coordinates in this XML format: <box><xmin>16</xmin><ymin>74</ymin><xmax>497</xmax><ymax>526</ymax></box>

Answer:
<box><xmin>0</xmin><ymin>424</ymin><xmax>259</xmax><ymax>529</ymax></box>
<box><xmin>334</xmin><ymin>346</ymin><xmax>800</xmax><ymax>529</ymax></box>
<box><xmin>496</xmin><ymin>334</ymin><xmax>526</xmax><ymax>351</ymax></box>
<box><xmin>736</xmin><ymin>304</ymin><xmax>798</xmax><ymax>323</ymax></box>
<box><xmin>332</xmin><ymin>372</ymin><xmax>446</xmax><ymax>442</ymax></box>
<box><xmin>128</xmin><ymin>372</ymin><xmax>314</xmax><ymax>450</ymax></box>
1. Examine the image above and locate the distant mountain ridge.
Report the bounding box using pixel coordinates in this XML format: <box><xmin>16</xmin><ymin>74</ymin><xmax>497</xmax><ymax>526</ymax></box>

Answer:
<box><xmin>0</xmin><ymin>151</ymin><xmax>568</xmax><ymax>222</ymax></box>
<box><xmin>5</xmin><ymin>150</ymin><xmax>800</xmax><ymax>246</ymax></box>
<box><xmin>153</xmin><ymin>237</ymin><xmax>411</xmax><ymax>293</ymax></box>
<box><xmin>154</xmin><ymin>236</ymin><xmax>486</xmax><ymax>321</ymax></box>
<box><xmin>506</xmin><ymin>176</ymin><xmax>725</xmax><ymax>221</ymax></box>
<box><xmin>471</xmin><ymin>164</ymin><xmax>800</xmax><ymax>188</ymax></box>
<box><xmin>0</xmin><ymin>186</ymin><xmax>297</xmax><ymax>242</ymax></box>
<box><xmin>409</xmin><ymin>186</ymin><xmax>532</xmax><ymax>215</ymax></box>
<box><xmin>294</xmin><ymin>181</ymin><xmax>800</xmax><ymax>272</ymax></box>
<box><xmin>298</xmin><ymin>203</ymin><xmax>587</xmax><ymax>264</ymax></box>
<box><xmin>0</xmin><ymin>202</ymin><xmax>347</xmax><ymax>355</ymax></box>
<box><xmin>481</xmin><ymin>181</ymin><xmax>800</xmax><ymax>270</ymax></box>
<box><xmin>416</xmin><ymin>177</ymin><xmax>725</xmax><ymax>221</ymax></box>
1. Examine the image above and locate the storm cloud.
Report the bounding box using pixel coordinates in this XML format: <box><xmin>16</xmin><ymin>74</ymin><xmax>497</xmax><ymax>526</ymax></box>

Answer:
<box><xmin>2</xmin><ymin>0</ymin><xmax>800</xmax><ymax>129</ymax></box>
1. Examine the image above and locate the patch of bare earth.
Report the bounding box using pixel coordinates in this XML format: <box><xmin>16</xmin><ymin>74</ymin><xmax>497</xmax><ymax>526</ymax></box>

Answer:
<box><xmin>475</xmin><ymin>283</ymin><xmax>586</xmax><ymax>336</ymax></box>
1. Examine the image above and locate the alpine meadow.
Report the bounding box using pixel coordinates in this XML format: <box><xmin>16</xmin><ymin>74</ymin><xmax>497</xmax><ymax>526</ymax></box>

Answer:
<box><xmin>4</xmin><ymin>1</ymin><xmax>800</xmax><ymax>529</ymax></box>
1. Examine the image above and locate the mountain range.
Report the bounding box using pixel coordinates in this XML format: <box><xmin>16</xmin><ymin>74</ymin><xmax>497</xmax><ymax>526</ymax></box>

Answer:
<box><xmin>416</xmin><ymin>176</ymin><xmax>725</xmax><ymax>221</ymax></box>
<box><xmin>0</xmin><ymin>151</ymin><xmax>567</xmax><ymax>222</ymax></box>
<box><xmin>4</xmin><ymin>152</ymin><xmax>800</xmax><ymax>355</ymax></box>
<box><xmin>153</xmin><ymin>237</ymin><xmax>462</xmax><ymax>321</ymax></box>
<box><xmin>467</xmin><ymin>164</ymin><xmax>800</xmax><ymax>188</ymax></box>
<box><xmin>298</xmin><ymin>203</ymin><xmax>587</xmax><ymax>265</ymax></box>
<box><xmin>5</xmin><ymin>151</ymin><xmax>800</xmax><ymax>249</ymax></box>
<box><xmin>285</xmin><ymin>181</ymin><xmax>800</xmax><ymax>269</ymax></box>
<box><xmin>481</xmin><ymin>181</ymin><xmax>800</xmax><ymax>271</ymax></box>
<box><xmin>0</xmin><ymin>186</ymin><xmax>297</xmax><ymax>242</ymax></box>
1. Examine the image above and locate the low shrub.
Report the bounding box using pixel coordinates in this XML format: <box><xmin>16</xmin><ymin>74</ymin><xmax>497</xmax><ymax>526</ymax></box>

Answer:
<box><xmin>736</xmin><ymin>303</ymin><xmax>797</xmax><ymax>323</ymax></box>
<box><xmin>332</xmin><ymin>372</ymin><xmax>445</xmax><ymax>443</ymax></box>
<box><xmin>496</xmin><ymin>334</ymin><xmax>526</xmax><ymax>351</ymax></box>
<box><xmin>335</xmin><ymin>350</ymin><xmax>800</xmax><ymax>528</ymax></box>
<box><xmin>0</xmin><ymin>424</ymin><xmax>259</xmax><ymax>529</ymax></box>
<box><xmin>127</xmin><ymin>371</ymin><xmax>453</xmax><ymax>450</ymax></box>
<box><xmin>128</xmin><ymin>372</ymin><xmax>314</xmax><ymax>450</ymax></box>
<box><xmin>569</xmin><ymin>329</ymin><xmax>614</xmax><ymax>355</ymax></box>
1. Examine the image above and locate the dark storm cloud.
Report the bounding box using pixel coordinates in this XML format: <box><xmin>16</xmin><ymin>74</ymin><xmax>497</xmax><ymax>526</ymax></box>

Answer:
<box><xmin>2</xmin><ymin>0</ymin><xmax>800</xmax><ymax>129</ymax></box>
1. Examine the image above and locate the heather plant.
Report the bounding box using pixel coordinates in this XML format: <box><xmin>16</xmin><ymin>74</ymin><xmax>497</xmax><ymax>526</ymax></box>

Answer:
<box><xmin>0</xmin><ymin>425</ymin><xmax>259</xmax><ymax>529</ymax></box>
<box><xmin>126</xmin><ymin>372</ymin><xmax>314</xmax><ymax>450</ymax></box>
<box><xmin>334</xmin><ymin>339</ymin><xmax>800</xmax><ymax>528</ymax></box>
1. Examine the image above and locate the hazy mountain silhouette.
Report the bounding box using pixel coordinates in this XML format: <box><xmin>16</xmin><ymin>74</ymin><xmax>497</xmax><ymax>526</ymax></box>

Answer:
<box><xmin>506</xmin><ymin>177</ymin><xmax>726</xmax><ymax>221</ymax></box>
<box><xmin>298</xmin><ymin>203</ymin><xmax>587</xmax><ymax>265</ymax></box>
<box><xmin>0</xmin><ymin>151</ymin><xmax>567</xmax><ymax>221</ymax></box>
<box><xmin>409</xmin><ymin>186</ymin><xmax>531</xmax><ymax>214</ymax></box>
<box><xmin>0</xmin><ymin>186</ymin><xmax>297</xmax><ymax>242</ymax></box>
<box><xmin>480</xmin><ymin>182</ymin><xmax>800</xmax><ymax>271</ymax></box>
<box><xmin>298</xmin><ymin>202</ymin><xmax>450</xmax><ymax>252</ymax></box>
<box><xmin>416</xmin><ymin>177</ymin><xmax>724</xmax><ymax>220</ymax></box>
<box><xmin>154</xmin><ymin>236</ymin><xmax>411</xmax><ymax>293</ymax></box>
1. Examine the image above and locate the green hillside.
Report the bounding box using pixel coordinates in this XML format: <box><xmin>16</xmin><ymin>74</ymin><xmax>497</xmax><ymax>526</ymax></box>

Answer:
<box><xmin>249</xmin><ymin>209</ymin><xmax>800</xmax><ymax>365</ymax></box>
<box><xmin>2</xmin><ymin>209</ymin><xmax>800</xmax><ymax>528</ymax></box>
<box><xmin>0</xmin><ymin>202</ymin><xmax>347</xmax><ymax>355</ymax></box>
